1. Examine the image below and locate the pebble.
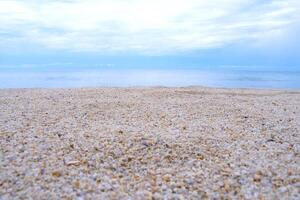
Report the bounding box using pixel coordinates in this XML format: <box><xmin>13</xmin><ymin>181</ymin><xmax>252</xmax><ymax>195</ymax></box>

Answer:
<box><xmin>52</xmin><ymin>170</ymin><xmax>62</xmax><ymax>177</ymax></box>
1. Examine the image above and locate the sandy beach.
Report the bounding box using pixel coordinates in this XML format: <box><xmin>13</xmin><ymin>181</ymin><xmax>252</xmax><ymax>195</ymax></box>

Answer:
<box><xmin>0</xmin><ymin>87</ymin><xmax>299</xmax><ymax>199</ymax></box>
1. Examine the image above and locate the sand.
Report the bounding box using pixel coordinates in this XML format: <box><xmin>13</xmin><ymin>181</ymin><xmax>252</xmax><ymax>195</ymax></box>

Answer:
<box><xmin>0</xmin><ymin>87</ymin><xmax>299</xmax><ymax>199</ymax></box>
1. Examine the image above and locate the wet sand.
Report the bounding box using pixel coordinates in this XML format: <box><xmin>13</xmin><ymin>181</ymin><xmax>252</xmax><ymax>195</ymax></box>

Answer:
<box><xmin>0</xmin><ymin>87</ymin><xmax>300</xmax><ymax>199</ymax></box>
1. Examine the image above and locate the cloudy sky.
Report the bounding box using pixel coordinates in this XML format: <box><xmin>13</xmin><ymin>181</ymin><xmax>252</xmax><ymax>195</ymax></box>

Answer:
<box><xmin>0</xmin><ymin>0</ymin><xmax>300</xmax><ymax>68</ymax></box>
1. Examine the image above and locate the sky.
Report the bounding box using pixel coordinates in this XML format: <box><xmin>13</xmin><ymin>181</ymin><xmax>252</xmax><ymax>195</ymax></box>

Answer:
<box><xmin>0</xmin><ymin>0</ymin><xmax>300</xmax><ymax>69</ymax></box>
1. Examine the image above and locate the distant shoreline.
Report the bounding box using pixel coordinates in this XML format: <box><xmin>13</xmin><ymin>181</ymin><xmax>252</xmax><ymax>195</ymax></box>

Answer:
<box><xmin>0</xmin><ymin>85</ymin><xmax>300</xmax><ymax>91</ymax></box>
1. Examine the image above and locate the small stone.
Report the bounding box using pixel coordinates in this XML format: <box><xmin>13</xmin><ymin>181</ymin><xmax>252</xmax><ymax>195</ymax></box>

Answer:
<box><xmin>186</xmin><ymin>179</ymin><xmax>194</xmax><ymax>186</ymax></box>
<box><xmin>52</xmin><ymin>170</ymin><xmax>62</xmax><ymax>177</ymax></box>
<box><xmin>127</xmin><ymin>157</ymin><xmax>133</xmax><ymax>162</ymax></box>
<box><xmin>224</xmin><ymin>181</ymin><xmax>231</xmax><ymax>192</ymax></box>
<box><xmin>253</xmin><ymin>174</ymin><xmax>262</xmax><ymax>182</ymax></box>
<box><xmin>120</xmin><ymin>162</ymin><xmax>127</xmax><ymax>167</ymax></box>
<box><xmin>163</xmin><ymin>174</ymin><xmax>171</xmax><ymax>182</ymax></box>
<box><xmin>73</xmin><ymin>180</ymin><xmax>80</xmax><ymax>189</ymax></box>
<box><xmin>96</xmin><ymin>179</ymin><xmax>101</xmax><ymax>184</ymax></box>
<box><xmin>196</xmin><ymin>154</ymin><xmax>204</xmax><ymax>160</ymax></box>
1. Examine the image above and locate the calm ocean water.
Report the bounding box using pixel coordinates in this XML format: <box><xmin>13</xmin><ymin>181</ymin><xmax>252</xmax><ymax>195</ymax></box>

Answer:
<box><xmin>0</xmin><ymin>66</ymin><xmax>299</xmax><ymax>89</ymax></box>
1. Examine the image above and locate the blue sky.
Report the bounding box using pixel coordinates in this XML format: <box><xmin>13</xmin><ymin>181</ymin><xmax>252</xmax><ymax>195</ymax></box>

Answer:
<box><xmin>0</xmin><ymin>0</ymin><xmax>300</xmax><ymax>69</ymax></box>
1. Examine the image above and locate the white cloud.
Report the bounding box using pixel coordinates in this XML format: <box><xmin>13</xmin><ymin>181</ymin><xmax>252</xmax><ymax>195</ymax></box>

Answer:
<box><xmin>0</xmin><ymin>0</ymin><xmax>299</xmax><ymax>54</ymax></box>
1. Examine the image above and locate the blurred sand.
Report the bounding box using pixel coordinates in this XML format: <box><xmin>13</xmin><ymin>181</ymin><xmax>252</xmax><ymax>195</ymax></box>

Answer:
<box><xmin>0</xmin><ymin>87</ymin><xmax>299</xmax><ymax>199</ymax></box>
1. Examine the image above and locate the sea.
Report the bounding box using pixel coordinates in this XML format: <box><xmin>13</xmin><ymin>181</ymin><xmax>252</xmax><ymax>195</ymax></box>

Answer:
<box><xmin>0</xmin><ymin>65</ymin><xmax>299</xmax><ymax>89</ymax></box>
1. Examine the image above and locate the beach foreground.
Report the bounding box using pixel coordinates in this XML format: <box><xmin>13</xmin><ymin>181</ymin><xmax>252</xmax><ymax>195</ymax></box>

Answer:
<box><xmin>0</xmin><ymin>87</ymin><xmax>299</xmax><ymax>199</ymax></box>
